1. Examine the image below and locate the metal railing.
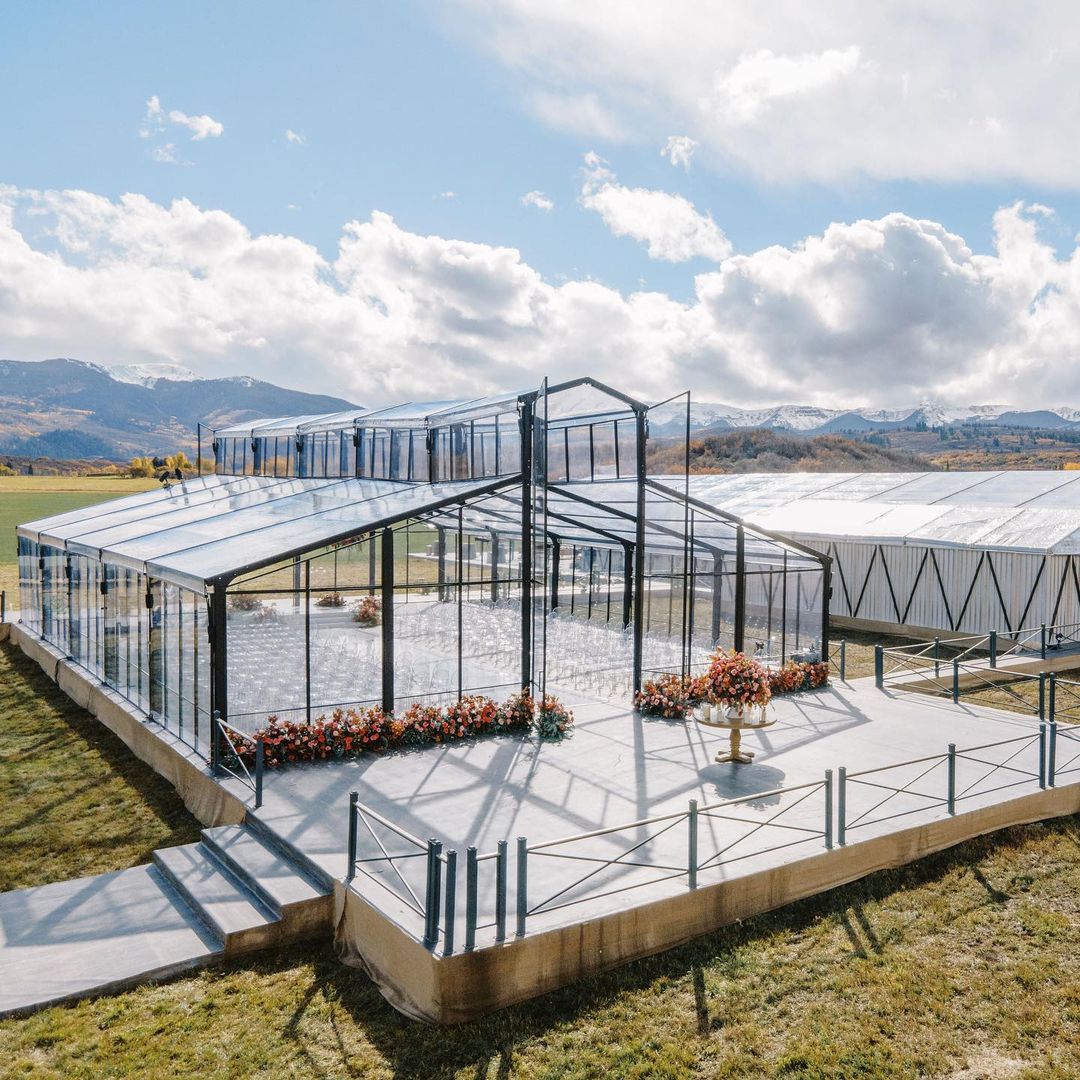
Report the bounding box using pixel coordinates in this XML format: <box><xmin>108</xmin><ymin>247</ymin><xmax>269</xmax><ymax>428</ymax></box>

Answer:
<box><xmin>828</xmin><ymin>639</ymin><xmax>847</xmax><ymax>681</ymax></box>
<box><xmin>211</xmin><ymin>710</ymin><xmax>264</xmax><ymax>808</ymax></box>
<box><xmin>837</xmin><ymin>727</ymin><xmax>1047</xmax><ymax>842</ymax></box>
<box><xmin>346</xmin><ymin>774</ymin><xmax>835</xmax><ymax>953</ymax></box>
<box><xmin>1048</xmin><ymin>720</ymin><xmax>1080</xmax><ymax>785</ymax></box>
<box><xmin>876</xmin><ymin>620</ymin><xmax>1080</xmax><ymax>689</ymax></box>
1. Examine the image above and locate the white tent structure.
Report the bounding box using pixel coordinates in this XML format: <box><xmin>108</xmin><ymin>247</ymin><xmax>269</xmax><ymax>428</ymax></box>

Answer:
<box><xmin>680</xmin><ymin>471</ymin><xmax>1080</xmax><ymax>636</ymax></box>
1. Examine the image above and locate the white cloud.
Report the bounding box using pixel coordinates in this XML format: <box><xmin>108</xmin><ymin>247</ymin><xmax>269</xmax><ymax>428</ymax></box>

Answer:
<box><xmin>521</xmin><ymin>190</ymin><xmax>554</xmax><ymax>211</ymax></box>
<box><xmin>446</xmin><ymin>2</ymin><xmax>1080</xmax><ymax>186</ymax></box>
<box><xmin>285</xmin><ymin>128</ymin><xmax>306</xmax><ymax>145</ymax></box>
<box><xmin>3</xmin><ymin>186</ymin><xmax>1080</xmax><ymax>409</ymax></box>
<box><xmin>437</xmin><ymin>191</ymin><xmax>457</xmax><ymax>199</ymax></box>
<box><xmin>139</xmin><ymin>95</ymin><xmax>223</xmax><ymax>156</ymax></box>
<box><xmin>708</xmin><ymin>46</ymin><xmax>862</xmax><ymax>124</ymax></box>
<box><xmin>661</xmin><ymin>135</ymin><xmax>697</xmax><ymax>170</ymax></box>
<box><xmin>167</xmin><ymin>108</ymin><xmax>224</xmax><ymax>140</ymax></box>
<box><xmin>579</xmin><ymin>153</ymin><xmax>731</xmax><ymax>262</ymax></box>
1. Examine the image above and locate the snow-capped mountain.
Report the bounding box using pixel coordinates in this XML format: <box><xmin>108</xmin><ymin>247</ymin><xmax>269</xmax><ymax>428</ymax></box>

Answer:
<box><xmin>104</xmin><ymin>362</ymin><xmax>202</xmax><ymax>387</ymax></box>
<box><xmin>651</xmin><ymin>399</ymin><xmax>1080</xmax><ymax>436</ymax></box>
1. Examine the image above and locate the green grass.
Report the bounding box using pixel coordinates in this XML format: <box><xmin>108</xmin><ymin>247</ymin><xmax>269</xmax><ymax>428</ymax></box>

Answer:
<box><xmin>1</xmin><ymin>819</ymin><xmax>1077</xmax><ymax>1078</ymax></box>
<box><xmin>0</xmin><ymin>476</ymin><xmax>157</xmax><ymax>604</ymax></box>
<box><xmin>1</xmin><ymin>629</ymin><xmax>1079</xmax><ymax>1077</ymax></box>
<box><xmin>0</xmin><ymin>640</ymin><xmax>201</xmax><ymax>890</ymax></box>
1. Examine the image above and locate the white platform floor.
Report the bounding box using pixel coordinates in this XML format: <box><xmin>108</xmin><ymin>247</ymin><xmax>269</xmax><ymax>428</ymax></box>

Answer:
<box><xmin>230</xmin><ymin>678</ymin><xmax>1056</xmax><ymax>948</ymax></box>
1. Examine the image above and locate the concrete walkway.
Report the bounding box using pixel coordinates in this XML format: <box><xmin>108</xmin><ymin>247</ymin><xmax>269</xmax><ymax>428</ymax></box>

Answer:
<box><xmin>0</xmin><ymin>822</ymin><xmax>332</xmax><ymax>1018</ymax></box>
<box><xmin>0</xmin><ymin>865</ymin><xmax>220</xmax><ymax>1016</ymax></box>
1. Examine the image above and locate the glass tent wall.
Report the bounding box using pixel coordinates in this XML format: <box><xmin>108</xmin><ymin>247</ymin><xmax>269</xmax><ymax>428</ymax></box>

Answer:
<box><xmin>18</xmin><ymin>376</ymin><xmax>831</xmax><ymax>764</ymax></box>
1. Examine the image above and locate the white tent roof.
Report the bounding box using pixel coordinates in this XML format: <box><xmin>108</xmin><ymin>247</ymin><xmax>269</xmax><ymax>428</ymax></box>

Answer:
<box><xmin>678</xmin><ymin>471</ymin><xmax>1080</xmax><ymax>554</ymax></box>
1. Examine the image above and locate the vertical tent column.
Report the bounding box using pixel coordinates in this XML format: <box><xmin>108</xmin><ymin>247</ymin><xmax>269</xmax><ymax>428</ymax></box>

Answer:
<box><xmin>622</xmin><ymin>542</ymin><xmax>634</xmax><ymax>628</ymax></box>
<box><xmin>821</xmin><ymin>558</ymin><xmax>832</xmax><ymax>663</ymax></box>
<box><xmin>549</xmin><ymin>537</ymin><xmax>561</xmax><ymax>611</ymax></box>
<box><xmin>381</xmin><ymin>527</ymin><xmax>395</xmax><ymax>713</ymax></box>
<box><xmin>734</xmin><ymin>526</ymin><xmax>746</xmax><ymax>654</ymax></box>
<box><xmin>632</xmin><ymin>409</ymin><xmax>647</xmax><ymax>694</ymax></box>
<box><xmin>709</xmin><ymin>549</ymin><xmax>723</xmax><ymax>647</ymax></box>
<box><xmin>489</xmin><ymin>529</ymin><xmax>500</xmax><ymax>604</ymax></box>
<box><xmin>436</xmin><ymin>526</ymin><xmax>447</xmax><ymax>602</ymax></box>
<box><xmin>209</xmin><ymin>583</ymin><xmax>228</xmax><ymax>771</ymax></box>
<box><xmin>519</xmin><ymin>397</ymin><xmax>534</xmax><ymax>693</ymax></box>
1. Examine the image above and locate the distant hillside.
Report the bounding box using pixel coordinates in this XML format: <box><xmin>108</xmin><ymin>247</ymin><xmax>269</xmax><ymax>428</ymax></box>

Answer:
<box><xmin>0</xmin><ymin>358</ymin><xmax>359</xmax><ymax>460</ymax></box>
<box><xmin>648</xmin><ymin>429</ymin><xmax>933</xmax><ymax>473</ymax></box>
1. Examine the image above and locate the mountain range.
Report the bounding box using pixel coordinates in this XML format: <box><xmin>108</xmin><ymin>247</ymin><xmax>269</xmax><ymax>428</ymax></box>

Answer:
<box><xmin>2</xmin><ymin>357</ymin><xmax>1079</xmax><ymax>462</ymax></box>
<box><xmin>651</xmin><ymin>401</ymin><xmax>1080</xmax><ymax>437</ymax></box>
<box><xmin>0</xmin><ymin>358</ymin><xmax>357</xmax><ymax>460</ymax></box>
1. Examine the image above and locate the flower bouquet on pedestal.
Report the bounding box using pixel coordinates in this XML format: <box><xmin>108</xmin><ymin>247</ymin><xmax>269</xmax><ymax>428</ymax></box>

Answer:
<box><xmin>700</xmin><ymin>650</ymin><xmax>772</xmax><ymax>724</ymax></box>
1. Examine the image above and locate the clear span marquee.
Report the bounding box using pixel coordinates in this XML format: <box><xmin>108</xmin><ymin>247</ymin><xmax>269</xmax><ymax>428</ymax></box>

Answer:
<box><xmin>15</xmin><ymin>379</ymin><xmax>830</xmax><ymax>769</ymax></box>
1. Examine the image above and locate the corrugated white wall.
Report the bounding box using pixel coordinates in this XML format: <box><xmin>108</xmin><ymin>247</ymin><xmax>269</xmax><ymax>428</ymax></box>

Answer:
<box><xmin>811</xmin><ymin>538</ymin><xmax>1080</xmax><ymax>634</ymax></box>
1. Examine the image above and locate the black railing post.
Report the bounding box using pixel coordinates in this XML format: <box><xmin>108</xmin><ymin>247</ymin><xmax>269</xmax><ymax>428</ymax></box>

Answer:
<box><xmin>837</xmin><ymin>767</ymin><xmax>847</xmax><ymax>845</ymax></box>
<box><xmin>495</xmin><ymin>839</ymin><xmax>508</xmax><ymax>943</ymax></box>
<box><xmin>1039</xmin><ymin>723</ymin><xmax>1047</xmax><ymax>789</ymax></box>
<box><xmin>839</xmin><ymin>638</ymin><xmax>846</xmax><ymax>681</ymax></box>
<box><xmin>444</xmin><ymin>849</ymin><xmax>457</xmax><ymax>955</ymax></box>
<box><xmin>1</xmin><ymin>589</ymin><xmax>6</xmax><ymax>623</ymax></box>
<box><xmin>989</xmin><ymin>630</ymin><xmax>997</xmax><ymax>669</ymax></box>
<box><xmin>1039</xmin><ymin>672</ymin><xmax>1047</xmax><ymax>721</ymax></box>
<box><xmin>952</xmin><ymin>658</ymin><xmax>960</xmax><ymax>704</ymax></box>
<box><xmin>211</xmin><ymin>710</ymin><xmax>222</xmax><ymax>777</ymax></box>
<box><xmin>1041</xmin><ymin>623</ymin><xmax>1047</xmax><ymax>660</ymax></box>
<box><xmin>1049</xmin><ymin>672</ymin><xmax>1057</xmax><ymax>724</ymax></box>
<box><xmin>254</xmin><ymin>735</ymin><xmax>264</xmax><ymax>809</ymax></box>
<box><xmin>874</xmin><ymin>645</ymin><xmax>884</xmax><ymax>688</ymax></box>
<box><xmin>1048</xmin><ymin>721</ymin><xmax>1057</xmax><ymax>787</ymax></box>
<box><xmin>464</xmin><ymin>846</ymin><xmax>478</xmax><ymax>952</ymax></box>
<box><xmin>947</xmin><ymin>744</ymin><xmax>956</xmax><ymax>814</ymax></box>
<box><xmin>824</xmin><ymin>769</ymin><xmax>833</xmax><ymax>850</ymax></box>
<box><xmin>687</xmin><ymin>799</ymin><xmax>698</xmax><ymax>889</ymax></box>
<box><xmin>346</xmin><ymin>791</ymin><xmax>358</xmax><ymax>882</ymax></box>
<box><xmin>516</xmin><ymin>837</ymin><xmax>527</xmax><ymax>938</ymax></box>
<box><xmin>423</xmin><ymin>838</ymin><xmax>442</xmax><ymax>949</ymax></box>
<box><xmin>934</xmin><ymin>636</ymin><xmax>940</xmax><ymax>679</ymax></box>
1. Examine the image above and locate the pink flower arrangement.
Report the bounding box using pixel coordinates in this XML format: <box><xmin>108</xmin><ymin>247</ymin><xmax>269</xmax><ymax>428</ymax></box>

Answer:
<box><xmin>225</xmin><ymin>689</ymin><xmax>571</xmax><ymax>770</ymax></box>
<box><xmin>352</xmin><ymin>596</ymin><xmax>381</xmax><ymax>626</ymax></box>
<box><xmin>634</xmin><ymin>652</ymin><xmax>828</xmax><ymax>718</ymax></box>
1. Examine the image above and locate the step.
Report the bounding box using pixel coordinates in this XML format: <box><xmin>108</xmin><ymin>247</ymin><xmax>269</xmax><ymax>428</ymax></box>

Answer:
<box><xmin>152</xmin><ymin>844</ymin><xmax>281</xmax><ymax>955</ymax></box>
<box><xmin>243</xmin><ymin>811</ymin><xmax>338</xmax><ymax>892</ymax></box>
<box><xmin>201</xmin><ymin>825</ymin><xmax>333</xmax><ymax>937</ymax></box>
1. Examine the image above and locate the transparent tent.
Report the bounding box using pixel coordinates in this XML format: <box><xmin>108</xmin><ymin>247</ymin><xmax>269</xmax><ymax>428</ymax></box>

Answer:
<box><xmin>17</xmin><ymin>378</ymin><xmax>830</xmax><ymax>765</ymax></box>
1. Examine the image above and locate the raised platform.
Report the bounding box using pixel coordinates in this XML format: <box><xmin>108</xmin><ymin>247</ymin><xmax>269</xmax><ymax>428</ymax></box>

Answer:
<box><xmin>7</xmin><ymin>620</ymin><xmax>1080</xmax><ymax>1023</ymax></box>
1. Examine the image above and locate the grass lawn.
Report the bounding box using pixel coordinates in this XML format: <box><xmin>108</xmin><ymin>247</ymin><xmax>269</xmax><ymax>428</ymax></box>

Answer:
<box><xmin>1</xmin><ymin>631</ymin><xmax>1079</xmax><ymax>1076</ymax></box>
<box><xmin>0</xmin><ymin>476</ymin><xmax>158</xmax><ymax>605</ymax></box>
<box><xmin>0</xmin><ymin>641</ymin><xmax>202</xmax><ymax>891</ymax></box>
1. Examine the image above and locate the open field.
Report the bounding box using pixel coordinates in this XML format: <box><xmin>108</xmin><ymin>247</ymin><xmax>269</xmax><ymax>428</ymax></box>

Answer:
<box><xmin>0</xmin><ymin>476</ymin><xmax>158</xmax><ymax>604</ymax></box>
<box><xmin>1</xmin><ymin>630</ymin><xmax>1079</xmax><ymax>1076</ymax></box>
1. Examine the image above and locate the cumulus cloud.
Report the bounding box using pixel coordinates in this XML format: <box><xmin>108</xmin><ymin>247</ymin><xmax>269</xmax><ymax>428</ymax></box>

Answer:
<box><xmin>448</xmin><ymin>2</ymin><xmax>1080</xmax><ymax>186</ymax></box>
<box><xmin>579</xmin><ymin>153</ymin><xmax>731</xmax><ymax>262</ymax></box>
<box><xmin>285</xmin><ymin>128</ymin><xmax>306</xmax><ymax>145</ymax></box>
<box><xmin>521</xmin><ymin>190</ymin><xmax>554</xmax><ymax>211</ymax></box>
<box><xmin>661</xmin><ymin>135</ymin><xmax>697</xmax><ymax>170</ymax></box>
<box><xmin>168</xmin><ymin>108</ymin><xmax>224</xmax><ymax>140</ymax></box>
<box><xmin>1</xmin><ymin>186</ymin><xmax>1079</xmax><ymax>408</ymax></box>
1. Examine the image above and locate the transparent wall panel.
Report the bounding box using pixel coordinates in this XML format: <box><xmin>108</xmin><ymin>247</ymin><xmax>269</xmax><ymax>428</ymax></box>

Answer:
<box><xmin>226</xmin><ymin>582</ymin><xmax>308</xmax><ymax>732</ymax></box>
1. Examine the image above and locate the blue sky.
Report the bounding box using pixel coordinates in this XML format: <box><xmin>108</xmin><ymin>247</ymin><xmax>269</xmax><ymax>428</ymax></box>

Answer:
<box><xmin>3</xmin><ymin>2</ymin><xmax>1080</xmax><ymax>407</ymax></box>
